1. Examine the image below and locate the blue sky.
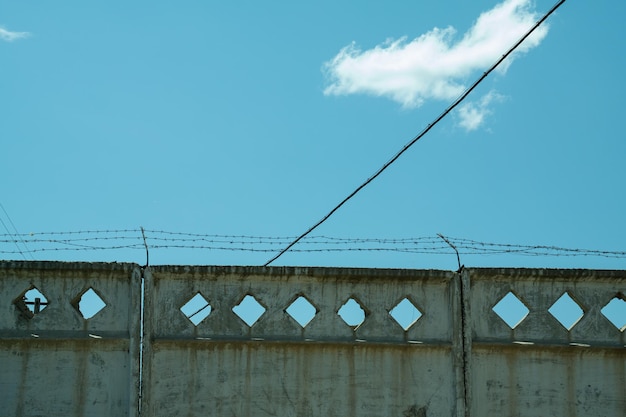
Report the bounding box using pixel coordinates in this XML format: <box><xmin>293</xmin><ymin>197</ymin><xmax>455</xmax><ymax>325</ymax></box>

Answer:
<box><xmin>1</xmin><ymin>0</ymin><xmax>625</xmax><ymax>270</ymax></box>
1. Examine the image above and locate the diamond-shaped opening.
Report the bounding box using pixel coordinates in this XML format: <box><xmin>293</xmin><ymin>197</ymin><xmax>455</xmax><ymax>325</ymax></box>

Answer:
<box><xmin>492</xmin><ymin>291</ymin><xmax>529</xmax><ymax>329</ymax></box>
<box><xmin>232</xmin><ymin>294</ymin><xmax>266</xmax><ymax>327</ymax></box>
<box><xmin>71</xmin><ymin>287</ymin><xmax>107</xmax><ymax>320</ymax></box>
<box><xmin>549</xmin><ymin>292</ymin><xmax>585</xmax><ymax>331</ymax></box>
<box><xmin>72</xmin><ymin>287</ymin><xmax>107</xmax><ymax>320</ymax></box>
<box><xmin>389</xmin><ymin>297</ymin><xmax>423</xmax><ymax>331</ymax></box>
<box><xmin>600</xmin><ymin>294</ymin><xmax>626</xmax><ymax>332</ymax></box>
<box><xmin>338</xmin><ymin>297</ymin><xmax>366</xmax><ymax>329</ymax></box>
<box><xmin>180</xmin><ymin>293</ymin><xmax>212</xmax><ymax>326</ymax></box>
<box><xmin>285</xmin><ymin>295</ymin><xmax>317</xmax><ymax>328</ymax></box>
<box><xmin>14</xmin><ymin>287</ymin><xmax>49</xmax><ymax>319</ymax></box>
<box><xmin>74</xmin><ymin>288</ymin><xmax>107</xmax><ymax>319</ymax></box>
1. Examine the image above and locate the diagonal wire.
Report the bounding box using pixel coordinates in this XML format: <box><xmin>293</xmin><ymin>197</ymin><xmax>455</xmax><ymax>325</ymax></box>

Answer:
<box><xmin>264</xmin><ymin>0</ymin><xmax>569</xmax><ymax>266</ymax></box>
<box><xmin>0</xmin><ymin>216</ymin><xmax>25</xmax><ymax>259</ymax></box>
<box><xmin>0</xmin><ymin>202</ymin><xmax>33</xmax><ymax>260</ymax></box>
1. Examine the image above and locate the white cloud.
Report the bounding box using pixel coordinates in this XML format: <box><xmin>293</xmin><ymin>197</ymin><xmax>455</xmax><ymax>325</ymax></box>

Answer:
<box><xmin>323</xmin><ymin>0</ymin><xmax>548</xmax><ymax>109</ymax></box>
<box><xmin>458</xmin><ymin>90</ymin><xmax>505</xmax><ymax>131</ymax></box>
<box><xmin>0</xmin><ymin>26</ymin><xmax>30</xmax><ymax>42</ymax></box>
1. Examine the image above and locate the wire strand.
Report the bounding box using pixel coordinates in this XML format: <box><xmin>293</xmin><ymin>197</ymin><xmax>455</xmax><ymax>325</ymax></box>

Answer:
<box><xmin>263</xmin><ymin>0</ymin><xmax>569</xmax><ymax>266</ymax></box>
<box><xmin>2</xmin><ymin>229</ymin><xmax>624</xmax><ymax>260</ymax></box>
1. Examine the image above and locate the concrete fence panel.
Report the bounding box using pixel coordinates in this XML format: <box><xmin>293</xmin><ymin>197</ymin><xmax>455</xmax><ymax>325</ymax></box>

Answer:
<box><xmin>142</xmin><ymin>266</ymin><xmax>463</xmax><ymax>417</ymax></box>
<box><xmin>0</xmin><ymin>261</ymin><xmax>141</xmax><ymax>417</ymax></box>
<box><xmin>1</xmin><ymin>262</ymin><xmax>624</xmax><ymax>416</ymax></box>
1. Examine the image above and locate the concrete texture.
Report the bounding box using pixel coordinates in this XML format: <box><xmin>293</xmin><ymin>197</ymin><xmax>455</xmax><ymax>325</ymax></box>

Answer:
<box><xmin>1</xmin><ymin>262</ymin><xmax>624</xmax><ymax>416</ymax></box>
<box><xmin>0</xmin><ymin>261</ymin><xmax>141</xmax><ymax>417</ymax></box>
<box><xmin>142</xmin><ymin>266</ymin><xmax>461</xmax><ymax>417</ymax></box>
<box><xmin>467</xmin><ymin>268</ymin><xmax>625</xmax><ymax>416</ymax></box>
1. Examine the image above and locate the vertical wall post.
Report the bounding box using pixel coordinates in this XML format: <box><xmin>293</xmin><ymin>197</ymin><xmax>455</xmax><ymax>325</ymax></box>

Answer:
<box><xmin>453</xmin><ymin>269</ymin><xmax>471</xmax><ymax>417</ymax></box>
<box><xmin>129</xmin><ymin>266</ymin><xmax>143</xmax><ymax>417</ymax></box>
<box><xmin>460</xmin><ymin>268</ymin><xmax>472</xmax><ymax>417</ymax></box>
<box><xmin>139</xmin><ymin>266</ymin><xmax>153</xmax><ymax>415</ymax></box>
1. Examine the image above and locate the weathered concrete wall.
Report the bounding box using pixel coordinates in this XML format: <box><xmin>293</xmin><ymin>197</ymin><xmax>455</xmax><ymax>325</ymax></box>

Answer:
<box><xmin>0</xmin><ymin>261</ymin><xmax>141</xmax><ymax>417</ymax></box>
<box><xmin>1</xmin><ymin>262</ymin><xmax>624</xmax><ymax>417</ymax></box>
<box><xmin>467</xmin><ymin>268</ymin><xmax>625</xmax><ymax>417</ymax></box>
<box><xmin>143</xmin><ymin>266</ymin><xmax>462</xmax><ymax>417</ymax></box>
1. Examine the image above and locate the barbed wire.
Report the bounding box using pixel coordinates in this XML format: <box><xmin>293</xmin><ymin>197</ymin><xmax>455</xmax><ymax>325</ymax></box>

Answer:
<box><xmin>0</xmin><ymin>229</ymin><xmax>625</xmax><ymax>259</ymax></box>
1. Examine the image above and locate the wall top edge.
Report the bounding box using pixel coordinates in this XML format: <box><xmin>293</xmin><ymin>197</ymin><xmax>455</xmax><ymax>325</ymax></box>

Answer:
<box><xmin>466</xmin><ymin>267</ymin><xmax>626</xmax><ymax>279</ymax></box>
<box><xmin>1</xmin><ymin>261</ymin><xmax>624</xmax><ymax>279</ymax></box>
<box><xmin>0</xmin><ymin>260</ymin><xmax>141</xmax><ymax>272</ymax></box>
<box><xmin>147</xmin><ymin>264</ymin><xmax>457</xmax><ymax>280</ymax></box>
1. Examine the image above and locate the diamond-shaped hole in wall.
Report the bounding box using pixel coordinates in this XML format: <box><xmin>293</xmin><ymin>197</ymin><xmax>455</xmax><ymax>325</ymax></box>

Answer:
<box><xmin>14</xmin><ymin>287</ymin><xmax>49</xmax><ymax>319</ymax></box>
<box><xmin>492</xmin><ymin>291</ymin><xmax>529</xmax><ymax>329</ymax></box>
<box><xmin>600</xmin><ymin>295</ymin><xmax>626</xmax><ymax>332</ymax></box>
<box><xmin>232</xmin><ymin>294</ymin><xmax>266</xmax><ymax>327</ymax></box>
<box><xmin>180</xmin><ymin>293</ymin><xmax>212</xmax><ymax>326</ymax></box>
<box><xmin>549</xmin><ymin>292</ymin><xmax>584</xmax><ymax>331</ymax></box>
<box><xmin>72</xmin><ymin>288</ymin><xmax>107</xmax><ymax>320</ymax></box>
<box><xmin>389</xmin><ymin>298</ymin><xmax>423</xmax><ymax>331</ymax></box>
<box><xmin>286</xmin><ymin>295</ymin><xmax>317</xmax><ymax>328</ymax></box>
<box><xmin>338</xmin><ymin>298</ymin><xmax>366</xmax><ymax>329</ymax></box>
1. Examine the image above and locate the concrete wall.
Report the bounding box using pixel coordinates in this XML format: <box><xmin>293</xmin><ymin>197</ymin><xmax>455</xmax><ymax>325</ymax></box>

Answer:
<box><xmin>1</xmin><ymin>261</ymin><xmax>624</xmax><ymax>416</ymax></box>
<box><xmin>468</xmin><ymin>268</ymin><xmax>625</xmax><ymax>417</ymax></box>
<box><xmin>0</xmin><ymin>261</ymin><xmax>141</xmax><ymax>417</ymax></box>
<box><xmin>143</xmin><ymin>266</ymin><xmax>462</xmax><ymax>417</ymax></box>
